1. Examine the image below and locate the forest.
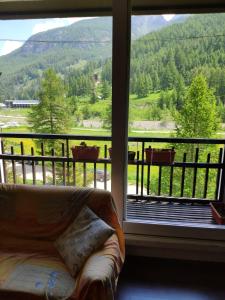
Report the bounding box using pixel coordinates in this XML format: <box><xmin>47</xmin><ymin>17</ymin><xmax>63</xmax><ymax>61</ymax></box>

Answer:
<box><xmin>101</xmin><ymin>13</ymin><xmax>225</xmax><ymax>121</ymax></box>
<box><xmin>1</xmin><ymin>13</ymin><xmax>225</xmax><ymax>125</ymax></box>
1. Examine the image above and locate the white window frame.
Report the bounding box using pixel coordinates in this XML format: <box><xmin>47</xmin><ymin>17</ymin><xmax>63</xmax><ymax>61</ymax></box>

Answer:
<box><xmin>110</xmin><ymin>0</ymin><xmax>225</xmax><ymax>249</ymax></box>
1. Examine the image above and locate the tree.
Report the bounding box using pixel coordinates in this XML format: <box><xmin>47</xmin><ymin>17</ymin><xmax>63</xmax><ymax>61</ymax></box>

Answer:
<box><xmin>173</xmin><ymin>75</ymin><xmax>186</xmax><ymax>111</ymax></box>
<box><xmin>154</xmin><ymin>75</ymin><xmax>220</xmax><ymax>200</ymax></box>
<box><xmin>171</xmin><ymin>74</ymin><xmax>220</xmax><ymax>198</ymax></box>
<box><xmin>29</xmin><ymin>69</ymin><xmax>72</xmax><ymax>153</ymax></box>
<box><xmin>90</xmin><ymin>90</ymin><xmax>98</xmax><ymax>104</ymax></box>
<box><xmin>151</xmin><ymin>71</ymin><xmax>160</xmax><ymax>92</ymax></box>
<box><xmin>103</xmin><ymin>101</ymin><xmax>111</xmax><ymax>129</ymax></box>
<box><xmin>67</xmin><ymin>72</ymin><xmax>94</xmax><ymax>97</ymax></box>
<box><xmin>159</xmin><ymin>90</ymin><xmax>174</xmax><ymax>110</ymax></box>
<box><xmin>161</xmin><ymin>60</ymin><xmax>180</xmax><ymax>90</ymax></box>
<box><xmin>101</xmin><ymin>60</ymin><xmax>112</xmax><ymax>83</ymax></box>
<box><xmin>136</xmin><ymin>74</ymin><xmax>152</xmax><ymax>98</ymax></box>
<box><xmin>101</xmin><ymin>81</ymin><xmax>111</xmax><ymax>99</ymax></box>
<box><xmin>175</xmin><ymin>74</ymin><xmax>218</xmax><ymax>138</ymax></box>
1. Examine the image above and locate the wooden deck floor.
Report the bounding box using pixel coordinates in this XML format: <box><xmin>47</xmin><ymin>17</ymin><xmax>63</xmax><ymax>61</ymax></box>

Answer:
<box><xmin>126</xmin><ymin>201</ymin><xmax>216</xmax><ymax>225</ymax></box>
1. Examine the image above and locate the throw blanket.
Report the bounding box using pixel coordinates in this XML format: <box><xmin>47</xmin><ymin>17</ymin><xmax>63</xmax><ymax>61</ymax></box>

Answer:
<box><xmin>0</xmin><ymin>184</ymin><xmax>125</xmax><ymax>300</ymax></box>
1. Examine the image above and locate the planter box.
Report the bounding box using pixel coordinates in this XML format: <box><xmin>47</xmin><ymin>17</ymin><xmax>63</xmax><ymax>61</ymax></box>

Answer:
<box><xmin>145</xmin><ymin>148</ymin><xmax>175</xmax><ymax>164</ymax></box>
<box><xmin>108</xmin><ymin>148</ymin><xmax>136</xmax><ymax>161</ymax></box>
<box><xmin>71</xmin><ymin>146</ymin><xmax>100</xmax><ymax>161</ymax></box>
<box><xmin>210</xmin><ymin>202</ymin><xmax>225</xmax><ymax>225</ymax></box>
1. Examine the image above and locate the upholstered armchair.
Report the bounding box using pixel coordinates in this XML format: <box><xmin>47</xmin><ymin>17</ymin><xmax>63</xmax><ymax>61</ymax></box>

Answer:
<box><xmin>0</xmin><ymin>184</ymin><xmax>125</xmax><ymax>300</ymax></box>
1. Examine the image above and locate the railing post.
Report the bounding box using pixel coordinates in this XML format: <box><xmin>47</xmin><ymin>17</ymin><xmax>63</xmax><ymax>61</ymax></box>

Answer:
<box><xmin>141</xmin><ymin>142</ymin><xmax>145</xmax><ymax>196</ymax></box>
<box><xmin>219</xmin><ymin>145</ymin><xmax>225</xmax><ymax>202</ymax></box>
<box><xmin>0</xmin><ymin>137</ymin><xmax>5</xmax><ymax>183</ymax></box>
<box><xmin>66</xmin><ymin>138</ymin><xmax>70</xmax><ymax>185</ymax></box>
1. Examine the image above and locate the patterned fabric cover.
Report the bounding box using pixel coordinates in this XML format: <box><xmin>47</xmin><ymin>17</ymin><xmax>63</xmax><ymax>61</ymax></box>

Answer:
<box><xmin>0</xmin><ymin>251</ymin><xmax>75</xmax><ymax>299</ymax></box>
<box><xmin>0</xmin><ymin>184</ymin><xmax>125</xmax><ymax>300</ymax></box>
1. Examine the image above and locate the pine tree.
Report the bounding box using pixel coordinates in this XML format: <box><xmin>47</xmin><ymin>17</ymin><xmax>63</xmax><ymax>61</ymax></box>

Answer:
<box><xmin>103</xmin><ymin>102</ymin><xmax>111</xmax><ymax>129</ymax></box>
<box><xmin>90</xmin><ymin>90</ymin><xmax>98</xmax><ymax>104</ymax></box>
<box><xmin>136</xmin><ymin>74</ymin><xmax>151</xmax><ymax>98</ymax></box>
<box><xmin>173</xmin><ymin>75</ymin><xmax>186</xmax><ymax>110</ymax></box>
<box><xmin>101</xmin><ymin>60</ymin><xmax>112</xmax><ymax>83</ymax></box>
<box><xmin>176</xmin><ymin>74</ymin><xmax>218</xmax><ymax>138</ymax></box>
<box><xmin>172</xmin><ymin>74</ymin><xmax>220</xmax><ymax>198</ymax></box>
<box><xmin>29</xmin><ymin>69</ymin><xmax>72</xmax><ymax>153</ymax></box>
<box><xmin>101</xmin><ymin>81</ymin><xmax>111</xmax><ymax>99</ymax></box>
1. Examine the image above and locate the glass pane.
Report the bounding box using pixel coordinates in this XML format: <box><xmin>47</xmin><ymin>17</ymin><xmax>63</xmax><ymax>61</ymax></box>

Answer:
<box><xmin>127</xmin><ymin>13</ymin><xmax>225</xmax><ymax>222</ymax></box>
<box><xmin>0</xmin><ymin>17</ymin><xmax>112</xmax><ymax>189</ymax></box>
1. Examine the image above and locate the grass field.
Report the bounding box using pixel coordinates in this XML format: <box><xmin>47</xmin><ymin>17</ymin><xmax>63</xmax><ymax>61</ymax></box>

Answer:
<box><xmin>1</xmin><ymin>123</ymin><xmax>221</xmax><ymax>198</ymax></box>
<box><xmin>0</xmin><ymin>92</ymin><xmax>223</xmax><ymax>198</ymax></box>
<box><xmin>0</xmin><ymin>108</ymin><xmax>30</xmax><ymax>117</ymax></box>
<box><xmin>0</xmin><ymin>92</ymin><xmax>166</xmax><ymax>127</ymax></box>
<box><xmin>1</xmin><ymin>123</ymin><xmax>171</xmax><ymax>187</ymax></box>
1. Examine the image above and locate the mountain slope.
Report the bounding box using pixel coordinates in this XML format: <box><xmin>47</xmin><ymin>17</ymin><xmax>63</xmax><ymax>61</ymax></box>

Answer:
<box><xmin>130</xmin><ymin>13</ymin><xmax>225</xmax><ymax>95</ymax></box>
<box><xmin>0</xmin><ymin>15</ymin><xmax>188</xmax><ymax>99</ymax></box>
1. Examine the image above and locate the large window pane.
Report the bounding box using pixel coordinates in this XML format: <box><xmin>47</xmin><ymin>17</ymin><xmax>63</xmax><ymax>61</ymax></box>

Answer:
<box><xmin>127</xmin><ymin>13</ymin><xmax>225</xmax><ymax>222</ymax></box>
<box><xmin>0</xmin><ymin>17</ymin><xmax>112</xmax><ymax>189</ymax></box>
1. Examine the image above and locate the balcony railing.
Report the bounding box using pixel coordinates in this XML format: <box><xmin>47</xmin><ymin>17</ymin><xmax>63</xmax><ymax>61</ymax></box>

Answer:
<box><xmin>0</xmin><ymin>133</ymin><xmax>225</xmax><ymax>211</ymax></box>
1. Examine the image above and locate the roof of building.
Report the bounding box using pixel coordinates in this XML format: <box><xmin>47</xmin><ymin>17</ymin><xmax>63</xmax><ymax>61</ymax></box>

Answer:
<box><xmin>13</xmin><ymin>100</ymin><xmax>39</xmax><ymax>105</ymax></box>
<box><xmin>4</xmin><ymin>99</ymin><xmax>40</xmax><ymax>104</ymax></box>
<box><xmin>4</xmin><ymin>100</ymin><xmax>39</xmax><ymax>105</ymax></box>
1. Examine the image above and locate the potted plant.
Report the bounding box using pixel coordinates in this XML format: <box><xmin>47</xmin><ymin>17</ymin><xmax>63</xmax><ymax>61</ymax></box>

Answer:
<box><xmin>108</xmin><ymin>148</ymin><xmax>136</xmax><ymax>162</ymax></box>
<box><xmin>210</xmin><ymin>202</ymin><xmax>225</xmax><ymax>225</ymax></box>
<box><xmin>145</xmin><ymin>147</ymin><xmax>175</xmax><ymax>164</ymax></box>
<box><xmin>71</xmin><ymin>142</ymin><xmax>100</xmax><ymax>161</ymax></box>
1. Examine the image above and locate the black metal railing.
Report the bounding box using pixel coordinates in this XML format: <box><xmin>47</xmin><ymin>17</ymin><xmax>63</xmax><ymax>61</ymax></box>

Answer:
<box><xmin>0</xmin><ymin>133</ymin><xmax>225</xmax><ymax>204</ymax></box>
<box><xmin>127</xmin><ymin>137</ymin><xmax>225</xmax><ymax>204</ymax></box>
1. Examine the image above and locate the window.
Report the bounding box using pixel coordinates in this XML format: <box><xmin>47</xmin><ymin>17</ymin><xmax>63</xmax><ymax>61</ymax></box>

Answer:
<box><xmin>0</xmin><ymin>16</ymin><xmax>113</xmax><ymax>188</ymax></box>
<box><xmin>125</xmin><ymin>13</ymin><xmax>225</xmax><ymax>226</ymax></box>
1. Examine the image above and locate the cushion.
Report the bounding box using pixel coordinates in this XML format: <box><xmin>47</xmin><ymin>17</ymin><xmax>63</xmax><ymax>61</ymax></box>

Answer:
<box><xmin>55</xmin><ymin>206</ymin><xmax>114</xmax><ymax>277</ymax></box>
<box><xmin>0</xmin><ymin>251</ymin><xmax>76</xmax><ymax>299</ymax></box>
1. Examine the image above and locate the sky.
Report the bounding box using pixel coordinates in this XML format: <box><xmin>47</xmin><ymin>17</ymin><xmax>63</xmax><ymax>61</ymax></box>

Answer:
<box><xmin>0</xmin><ymin>14</ymin><xmax>175</xmax><ymax>56</ymax></box>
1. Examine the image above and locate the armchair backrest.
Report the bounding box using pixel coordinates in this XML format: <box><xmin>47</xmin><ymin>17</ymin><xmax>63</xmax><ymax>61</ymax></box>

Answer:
<box><xmin>0</xmin><ymin>184</ymin><xmax>125</xmax><ymax>258</ymax></box>
<box><xmin>0</xmin><ymin>184</ymin><xmax>84</xmax><ymax>240</ymax></box>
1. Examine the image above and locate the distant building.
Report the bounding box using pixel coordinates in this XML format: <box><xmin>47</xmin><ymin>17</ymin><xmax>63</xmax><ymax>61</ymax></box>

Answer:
<box><xmin>4</xmin><ymin>100</ymin><xmax>40</xmax><ymax>108</ymax></box>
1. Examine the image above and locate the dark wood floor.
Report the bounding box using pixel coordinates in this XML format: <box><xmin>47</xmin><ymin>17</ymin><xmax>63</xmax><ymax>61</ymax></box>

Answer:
<box><xmin>127</xmin><ymin>201</ymin><xmax>217</xmax><ymax>225</ymax></box>
<box><xmin>116</xmin><ymin>256</ymin><xmax>225</xmax><ymax>300</ymax></box>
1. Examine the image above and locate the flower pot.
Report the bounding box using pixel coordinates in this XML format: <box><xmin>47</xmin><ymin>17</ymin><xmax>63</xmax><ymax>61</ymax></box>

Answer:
<box><xmin>210</xmin><ymin>203</ymin><xmax>225</xmax><ymax>225</ymax></box>
<box><xmin>145</xmin><ymin>148</ymin><xmax>175</xmax><ymax>164</ymax></box>
<box><xmin>71</xmin><ymin>145</ymin><xmax>100</xmax><ymax>161</ymax></box>
<box><xmin>108</xmin><ymin>148</ymin><xmax>136</xmax><ymax>161</ymax></box>
<box><xmin>128</xmin><ymin>151</ymin><xmax>136</xmax><ymax>161</ymax></box>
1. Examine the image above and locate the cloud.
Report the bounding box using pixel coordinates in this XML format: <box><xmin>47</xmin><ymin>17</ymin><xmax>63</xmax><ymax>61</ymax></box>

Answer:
<box><xmin>163</xmin><ymin>14</ymin><xmax>175</xmax><ymax>21</ymax></box>
<box><xmin>32</xmin><ymin>19</ymin><xmax>70</xmax><ymax>35</ymax></box>
<box><xmin>0</xmin><ymin>17</ymin><xmax>96</xmax><ymax>56</ymax></box>
<box><xmin>32</xmin><ymin>17</ymin><xmax>96</xmax><ymax>35</ymax></box>
<box><xmin>0</xmin><ymin>41</ymin><xmax>23</xmax><ymax>56</ymax></box>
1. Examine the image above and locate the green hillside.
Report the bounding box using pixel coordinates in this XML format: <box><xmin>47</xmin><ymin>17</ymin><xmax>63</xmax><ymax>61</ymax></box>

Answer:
<box><xmin>1</xmin><ymin>13</ymin><xmax>225</xmax><ymax>111</ymax></box>
<box><xmin>0</xmin><ymin>18</ymin><xmax>113</xmax><ymax>99</ymax></box>
<box><xmin>129</xmin><ymin>13</ymin><xmax>225</xmax><ymax>105</ymax></box>
<box><xmin>0</xmin><ymin>15</ymin><xmax>174</xmax><ymax>100</ymax></box>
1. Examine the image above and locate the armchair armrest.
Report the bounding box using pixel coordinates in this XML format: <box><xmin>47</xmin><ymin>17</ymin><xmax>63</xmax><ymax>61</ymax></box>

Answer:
<box><xmin>73</xmin><ymin>234</ymin><xmax>123</xmax><ymax>300</ymax></box>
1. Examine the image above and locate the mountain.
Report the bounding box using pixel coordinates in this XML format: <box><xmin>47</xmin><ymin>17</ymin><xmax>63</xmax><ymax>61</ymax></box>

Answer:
<box><xmin>170</xmin><ymin>14</ymin><xmax>190</xmax><ymax>24</ymax></box>
<box><xmin>0</xmin><ymin>15</ymin><xmax>187</xmax><ymax>99</ymax></box>
<box><xmin>129</xmin><ymin>13</ymin><xmax>225</xmax><ymax>106</ymax></box>
<box><xmin>131</xmin><ymin>15</ymin><xmax>167</xmax><ymax>38</ymax></box>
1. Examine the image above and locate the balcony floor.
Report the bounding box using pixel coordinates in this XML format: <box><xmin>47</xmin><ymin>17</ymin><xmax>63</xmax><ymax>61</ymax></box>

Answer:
<box><xmin>126</xmin><ymin>201</ymin><xmax>216</xmax><ymax>226</ymax></box>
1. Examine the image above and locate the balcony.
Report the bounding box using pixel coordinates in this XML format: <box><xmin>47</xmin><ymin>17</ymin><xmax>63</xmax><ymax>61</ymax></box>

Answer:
<box><xmin>0</xmin><ymin>132</ymin><xmax>225</xmax><ymax>227</ymax></box>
